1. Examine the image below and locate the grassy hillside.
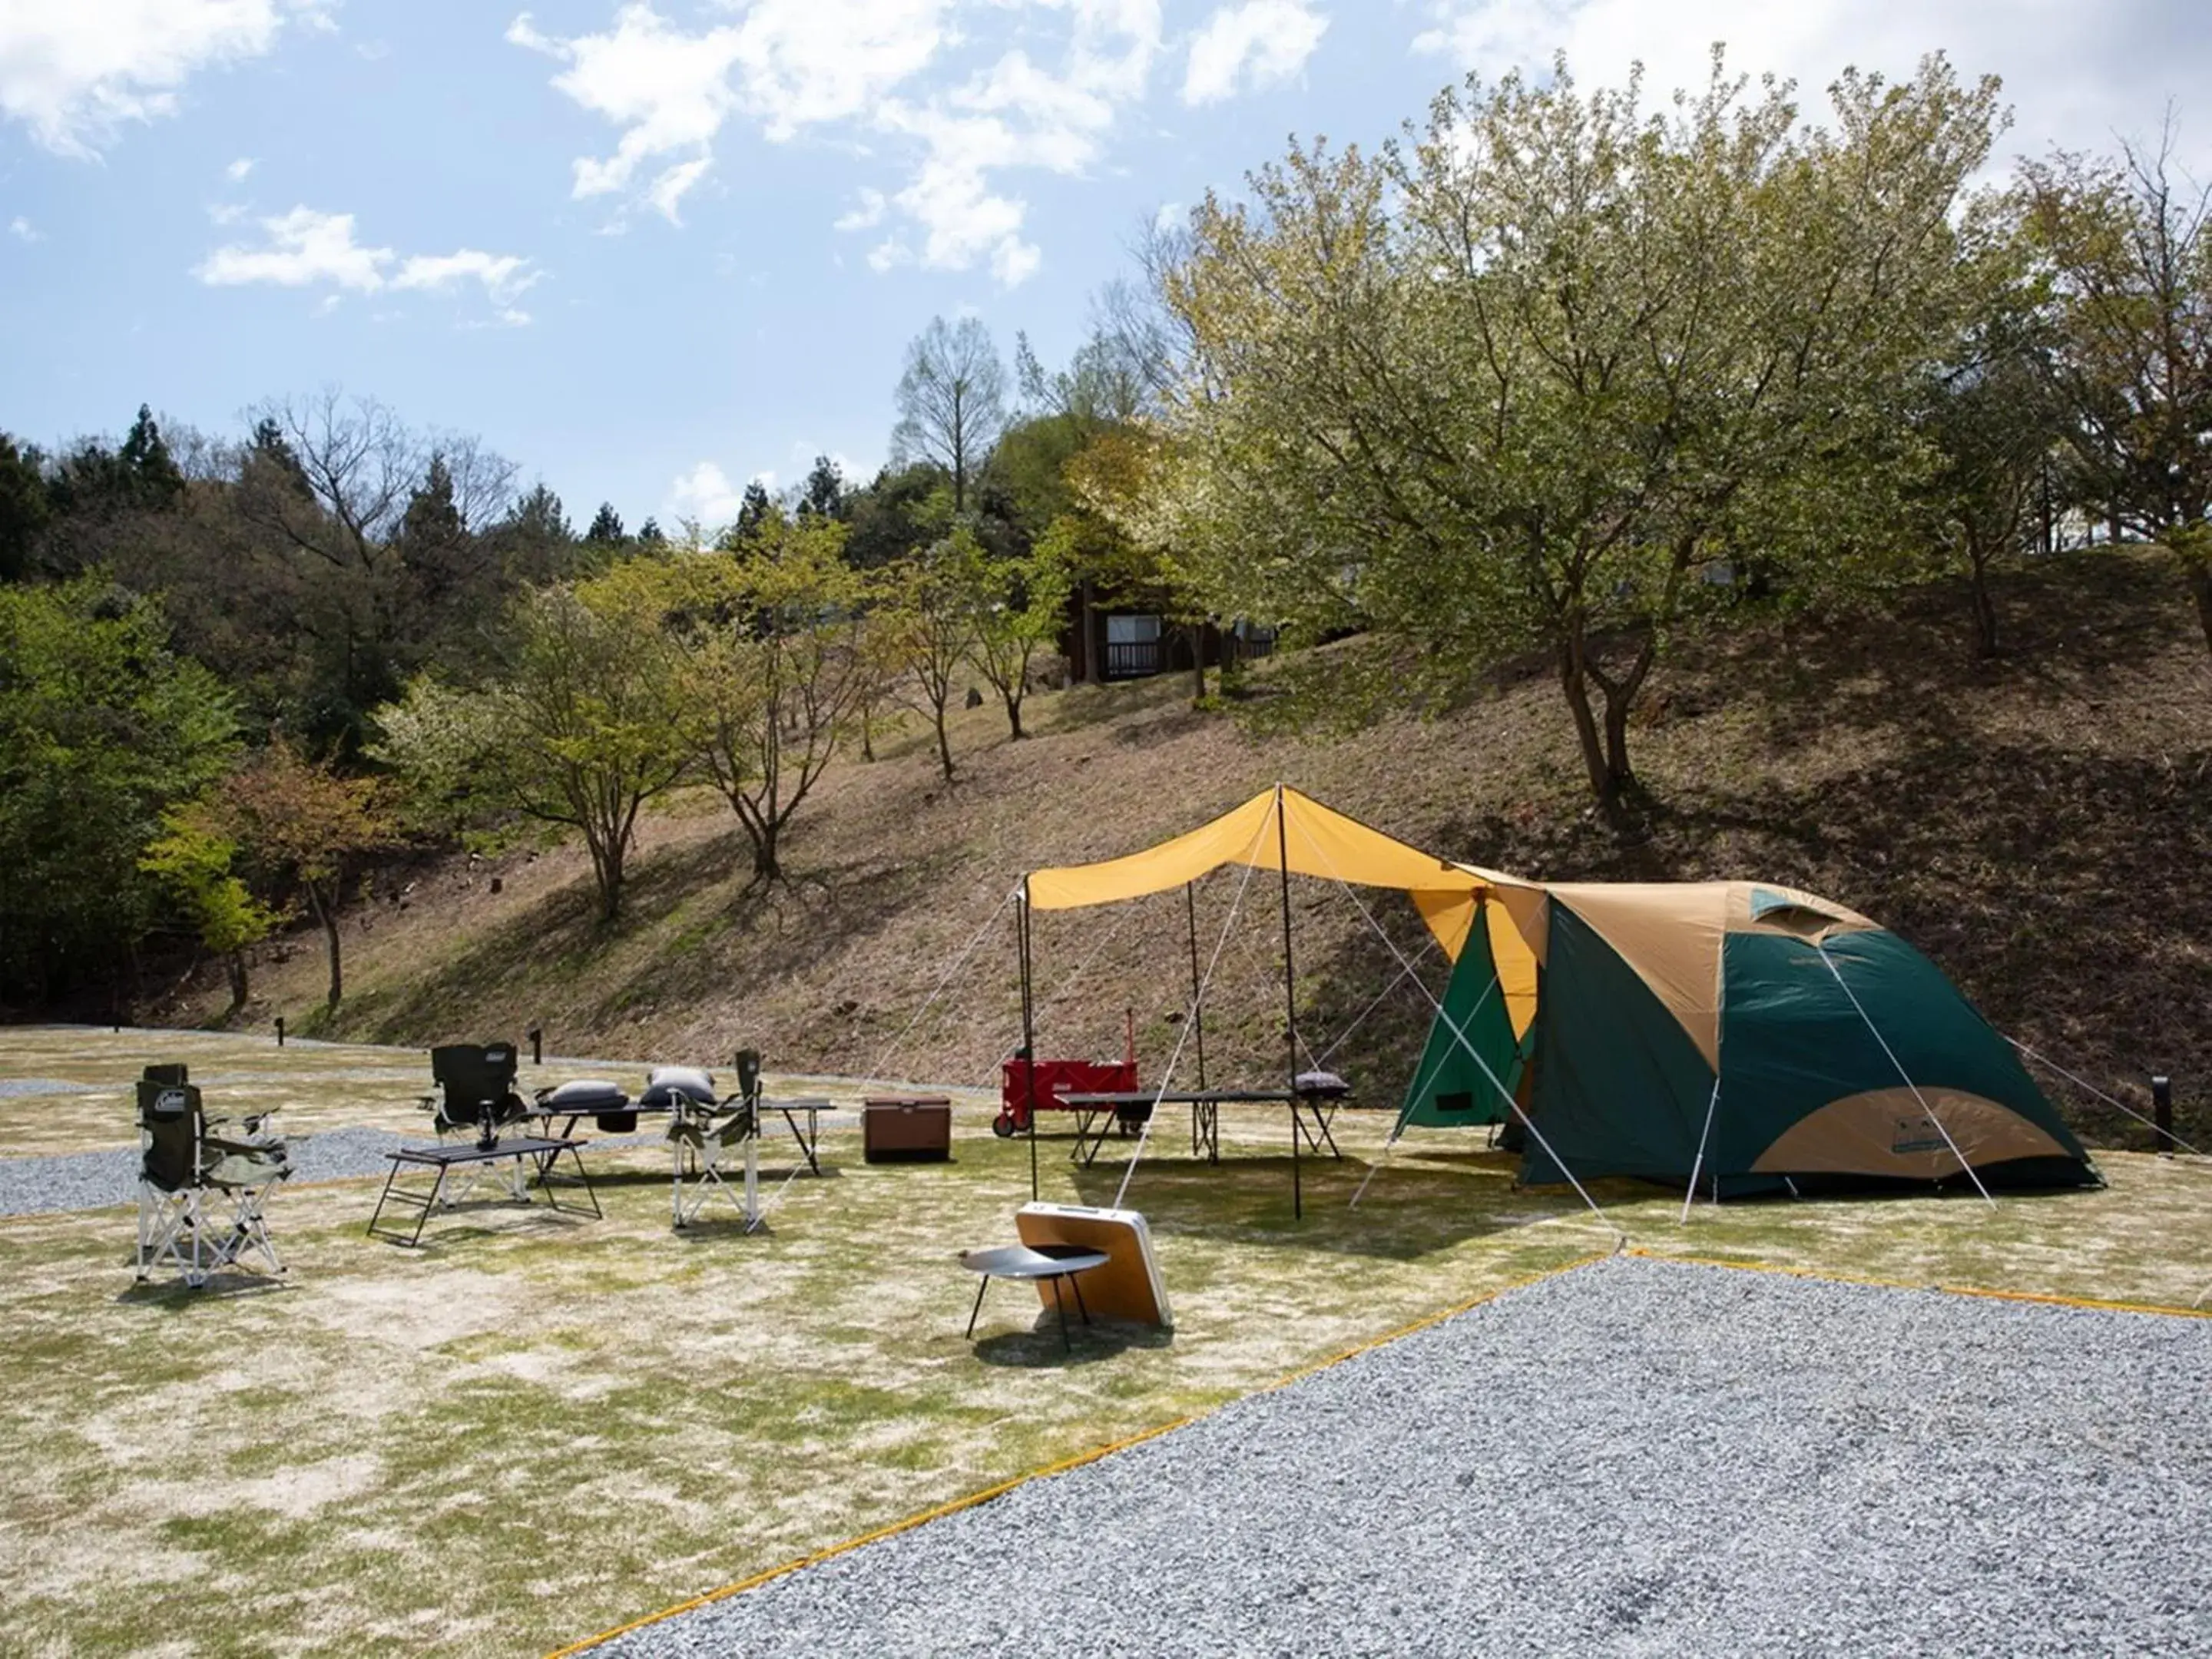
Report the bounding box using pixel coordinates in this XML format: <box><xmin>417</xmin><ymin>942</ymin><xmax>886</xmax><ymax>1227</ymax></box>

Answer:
<box><xmin>155</xmin><ymin>549</ymin><xmax>2212</xmax><ymax>1147</ymax></box>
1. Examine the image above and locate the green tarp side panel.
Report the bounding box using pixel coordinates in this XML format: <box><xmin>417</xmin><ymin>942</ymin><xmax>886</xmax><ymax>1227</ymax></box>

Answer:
<box><xmin>1519</xmin><ymin>899</ymin><xmax>1717</xmax><ymax>1185</ymax></box>
<box><xmin>1714</xmin><ymin>929</ymin><xmax>2094</xmax><ymax>1180</ymax></box>
<box><xmin>1394</xmin><ymin>906</ymin><xmax>1520</xmax><ymax>1132</ymax></box>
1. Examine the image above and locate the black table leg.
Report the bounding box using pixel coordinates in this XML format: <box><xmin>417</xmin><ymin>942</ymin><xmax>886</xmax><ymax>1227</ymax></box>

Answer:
<box><xmin>965</xmin><ymin>1273</ymin><xmax>992</xmax><ymax>1340</ymax></box>
<box><xmin>1049</xmin><ymin>1275</ymin><xmax>1071</xmax><ymax>1352</ymax></box>
<box><xmin>780</xmin><ymin>1106</ymin><xmax>821</xmax><ymax>1175</ymax></box>
<box><xmin>1069</xmin><ymin>1273</ymin><xmax>1092</xmax><ymax>1328</ymax></box>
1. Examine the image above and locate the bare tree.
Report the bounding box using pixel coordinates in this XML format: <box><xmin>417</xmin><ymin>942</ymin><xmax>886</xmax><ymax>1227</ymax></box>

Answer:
<box><xmin>890</xmin><ymin>316</ymin><xmax>1006</xmax><ymax>513</ymax></box>
<box><xmin>233</xmin><ymin>390</ymin><xmax>518</xmax><ymax>740</ymax></box>
<box><xmin>1093</xmin><ymin>209</ymin><xmax>1200</xmax><ymax>409</ymax></box>
<box><xmin>2022</xmin><ymin>113</ymin><xmax>2212</xmax><ymax>655</ymax></box>
<box><xmin>237</xmin><ymin>389</ymin><xmax>422</xmax><ymax>576</ymax></box>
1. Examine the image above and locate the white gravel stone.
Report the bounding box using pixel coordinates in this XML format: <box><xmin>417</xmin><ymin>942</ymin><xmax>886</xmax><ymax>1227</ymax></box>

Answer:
<box><xmin>591</xmin><ymin>1255</ymin><xmax>2212</xmax><ymax>1659</ymax></box>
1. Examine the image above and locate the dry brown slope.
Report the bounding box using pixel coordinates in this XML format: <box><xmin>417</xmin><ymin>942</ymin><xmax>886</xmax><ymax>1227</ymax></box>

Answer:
<box><xmin>168</xmin><ymin>549</ymin><xmax>2212</xmax><ymax>1147</ymax></box>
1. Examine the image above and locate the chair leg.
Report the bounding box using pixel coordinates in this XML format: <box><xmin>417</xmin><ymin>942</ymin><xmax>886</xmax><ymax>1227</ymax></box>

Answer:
<box><xmin>965</xmin><ymin>1274</ymin><xmax>992</xmax><ymax>1340</ymax></box>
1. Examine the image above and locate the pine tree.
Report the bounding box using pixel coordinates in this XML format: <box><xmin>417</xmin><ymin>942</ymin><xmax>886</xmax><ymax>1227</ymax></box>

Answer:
<box><xmin>586</xmin><ymin>502</ymin><xmax>626</xmax><ymax>544</ymax></box>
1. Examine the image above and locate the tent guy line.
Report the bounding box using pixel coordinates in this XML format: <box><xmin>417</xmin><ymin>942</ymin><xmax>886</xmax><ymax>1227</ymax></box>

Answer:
<box><xmin>1283</xmin><ymin>805</ymin><xmax>1626</xmax><ymax>1244</ymax></box>
<box><xmin>863</xmin><ymin>884</ymin><xmax>1018</xmax><ymax>1087</ymax></box>
<box><xmin>1817</xmin><ymin>943</ymin><xmax>1997</xmax><ymax>1208</ymax></box>
<box><xmin>2007</xmin><ymin>1037</ymin><xmax>2209</xmax><ymax>1159</ymax></box>
<box><xmin>972</xmin><ymin>896</ymin><xmax>1143</xmax><ymax>1092</ymax></box>
<box><xmin>1109</xmin><ymin>806</ymin><xmax>1273</xmax><ymax>1212</ymax></box>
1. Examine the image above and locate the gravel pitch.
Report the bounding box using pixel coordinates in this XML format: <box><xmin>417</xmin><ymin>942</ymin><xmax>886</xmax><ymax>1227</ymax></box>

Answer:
<box><xmin>0</xmin><ymin>1127</ymin><xmax>414</xmax><ymax>1217</ymax></box>
<box><xmin>593</xmin><ymin>1255</ymin><xmax>2212</xmax><ymax>1659</ymax></box>
<box><xmin>0</xmin><ymin>1116</ymin><xmax>856</xmax><ymax>1217</ymax></box>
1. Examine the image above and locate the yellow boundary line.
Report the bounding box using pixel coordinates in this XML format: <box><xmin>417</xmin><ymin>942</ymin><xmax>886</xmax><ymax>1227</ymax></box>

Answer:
<box><xmin>1624</xmin><ymin>1247</ymin><xmax>2212</xmax><ymax>1321</ymax></box>
<box><xmin>542</xmin><ymin>1247</ymin><xmax>1612</xmax><ymax>1659</ymax></box>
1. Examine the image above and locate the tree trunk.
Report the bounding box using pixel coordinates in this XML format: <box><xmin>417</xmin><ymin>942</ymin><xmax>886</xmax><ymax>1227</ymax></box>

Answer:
<box><xmin>307</xmin><ymin>883</ymin><xmax>342</xmax><ymax>1006</ymax></box>
<box><xmin>933</xmin><ymin>704</ymin><xmax>955</xmax><ymax>780</ymax></box>
<box><xmin>1555</xmin><ymin>634</ymin><xmax>1617</xmax><ymax>818</ymax></box>
<box><xmin>1187</xmin><ymin>623</ymin><xmax>1207</xmax><ymax>705</ymax></box>
<box><xmin>2184</xmin><ymin>549</ymin><xmax>2212</xmax><ymax>659</ymax></box>
<box><xmin>1969</xmin><ymin>535</ymin><xmax>2000</xmax><ymax>659</ymax></box>
<box><xmin>1600</xmin><ymin>682</ymin><xmax>1637</xmax><ymax>801</ymax></box>
<box><xmin>751</xmin><ymin>824</ymin><xmax>781</xmax><ymax>885</ymax></box>
<box><xmin>226</xmin><ymin>951</ymin><xmax>248</xmax><ymax>1015</ymax></box>
<box><xmin>1002</xmin><ymin>686</ymin><xmax>1025</xmax><ymax>740</ymax></box>
<box><xmin>1078</xmin><ymin>579</ymin><xmax>1097</xmax><ymax>684</ymax></box>
<box><xmin>584</xmin><ymin>830</ymin><xmax>624</xmax><ymax>922</ymax></box>
<box><xmin>598</xmin><ymin>848</ymin><xmax>624</xmax><ymax>922</ymax></box>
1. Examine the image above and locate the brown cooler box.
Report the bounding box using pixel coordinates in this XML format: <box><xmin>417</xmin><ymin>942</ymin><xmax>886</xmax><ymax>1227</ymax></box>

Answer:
<box><xmin>862</xmin><ymin>1096</ymin><xmax>952</xmax><ymax>1162</ymax></box>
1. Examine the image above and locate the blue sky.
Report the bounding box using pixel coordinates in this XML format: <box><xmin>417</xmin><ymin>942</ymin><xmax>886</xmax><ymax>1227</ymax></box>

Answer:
<box><xmin>3</xmin><ymin>1</ymin><xmax>2207</xmax><ymax>534</ymax></box>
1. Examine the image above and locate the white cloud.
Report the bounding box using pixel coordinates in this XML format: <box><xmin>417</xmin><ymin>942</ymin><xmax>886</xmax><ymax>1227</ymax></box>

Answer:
<box><xmin>208</xmin><ymin>200</ymin><xmax>249</xmax><ymax>225</ymax></box>
<box><xmin>196</xmin><ymin>207</ymin><xmax>540</xmax><ymax>321</ymax></box>
<box><xmin>834</xmin><ymin>186</ymin><xmax>887</xmax><ymax>230</ymax></box>
<box><xmin>8</xmin><ymin>215</ymin><xmax>42</xmax><ymax>243</ymax></box>
<box><xmin>1408</xmin><ymin>0</ymin><xmax>2212</xmax><ymax>174</ymax></box>
<box><xmin>1183</xmin><ymin>0</ymin><xmax>1327</xmax><ymax>106</ymax></box>
<box><xmin>666</xmin><ymin>460</ymin><xmax>773</xmax><ymax>525</ymax></box>
<box><xmin>510</xmin><ymin>1</ymin><xmax>949</xmax><ymax>223</ymax></box>
<box><xmin>392</xmin><ymin>249</ymin><xmax>541</xmax><ymax>306</ymax></box>
<box><xmin>511</xmin><ymin>0</ymin><xmax>1164</xmax><ymax>285</ymax></box>
<box><xmin>0</xmin><ymin>0</ymin><xmax>326</xmax><ymax>158</ymax></box>
<box><xmin>197</xmin><ymin>206</ymin><xmax>392</xmax><ymax>291</ymax></box>
<box><xmin>865</xmin><ymin>5</ymin><xmax>1163</xmax><ymax>286</ymax></box>
<box><xmin>646</xmin><ymin>155</ymin><xmax>712</xmax><ymax>223</ymax></box>
<box><xmin>225</xmin><ymin>155</ymin><xmax>255</xmax><ymax>181</ymax></box>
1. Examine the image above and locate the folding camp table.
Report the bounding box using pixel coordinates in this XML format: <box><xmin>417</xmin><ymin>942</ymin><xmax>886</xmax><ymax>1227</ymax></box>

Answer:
<box><xmin>366</xmin><ymin>1137</ymin><xmax>601</xmax><ymax>1247</ymax></box>
<box><xmin>764</xmin><ymin>1096</ymin><xmax>836</xmax><ymax>1174</ymax></box>
<box><xmin>522</xmin><ymin>1095</ymin><xmax>836</xmax><ymax>1171</ymax></box>
<box><xmin>1058</xmin><ymin>1089</ymin><xmax>1343</xmax><ymax>1168</ymax></box>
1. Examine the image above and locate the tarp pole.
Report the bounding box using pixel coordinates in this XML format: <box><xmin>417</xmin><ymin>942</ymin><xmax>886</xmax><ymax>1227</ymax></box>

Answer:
<box><xmin>1020</xmin><ymin>879</ymin><xmax>1038</xmax><ymax>1204</ymax></box>
<box><xmin>1276</xmin><ymin>784</ymin><xmax>1301</xmax><ymax>1220</ymax></box>
<box><xmin>1681</xmin><ymin>1076</ymin><xmax>1720</xmax><ymax>1225</ymax></box>
<box><xmin>1818</xmin><ymin>943</ymin><xmax>1996</xmax><ymax>1208</ymax></box>
<box><xmin>1186</xmin><ymin>881</ymin><xmax>1207</xmax><ymax>1091</ymax></box>
<box><xmin>1282</xmin><ymin>813</ymin><xmax>1624</xmax><ymax>1247</ymax></box>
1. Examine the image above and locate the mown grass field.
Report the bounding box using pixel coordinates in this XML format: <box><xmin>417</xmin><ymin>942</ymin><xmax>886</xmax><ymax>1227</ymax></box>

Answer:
<box><xmin>5</xmin><ymin>1029</ymin><xmax>2209</xmax><ymax>1657</ymax></box>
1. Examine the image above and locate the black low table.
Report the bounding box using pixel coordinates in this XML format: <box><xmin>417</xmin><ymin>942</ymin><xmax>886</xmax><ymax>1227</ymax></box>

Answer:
<box><xmin>366</xmin><ymin>1136</ymin><xmax>601</xmax><ymax>1247</ymax></box>
<box><xmin>957</xmin><ymin>1243</ymin><xmax>1111</xmax><ymax>1351</ymax></box>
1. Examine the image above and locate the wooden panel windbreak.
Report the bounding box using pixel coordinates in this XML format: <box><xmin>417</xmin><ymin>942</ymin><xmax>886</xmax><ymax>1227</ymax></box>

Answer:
<box><xmin>1015</xmin><ymin>1202</ymin><xmax>1172</xmax><ymax>1329</ymax></box>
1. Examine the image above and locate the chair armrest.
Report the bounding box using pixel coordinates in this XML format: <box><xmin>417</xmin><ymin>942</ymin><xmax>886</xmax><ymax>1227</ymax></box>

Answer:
<box><xmin>203</xmin><ymin>1135</ymin><xmax>286</xmax><ymax>1161</ymax></box>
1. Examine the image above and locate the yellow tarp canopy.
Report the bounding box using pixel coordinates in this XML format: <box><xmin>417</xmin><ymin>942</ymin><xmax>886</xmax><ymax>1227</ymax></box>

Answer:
<box><xmin>1027</xmin><ymin>786</ymin><xmax>1492</xmax><ymax>959</ymax></box>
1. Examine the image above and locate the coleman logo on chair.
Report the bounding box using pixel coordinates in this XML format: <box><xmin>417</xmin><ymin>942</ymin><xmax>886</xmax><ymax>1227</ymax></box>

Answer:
<box><xmin>154</xmin><ymin>1088</ymin><xmax>190</xmax><ymax>1116</ymax></box>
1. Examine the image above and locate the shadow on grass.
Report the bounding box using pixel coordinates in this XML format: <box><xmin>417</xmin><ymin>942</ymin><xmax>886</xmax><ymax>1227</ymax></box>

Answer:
<box><xmin>115</xmin><ymin>1270</ymin><xmax>293</xmax><ymax>1306</ymax></box>
<box><xmin>1068</xmin><ymin>1150</ymin><xmax>1567</xmax><ymax>1261</ymax></box>
<box><xmin>969</xmin><ymin>1315</ymin><xmax>1177</xmax><ymax>1369</ymax></box>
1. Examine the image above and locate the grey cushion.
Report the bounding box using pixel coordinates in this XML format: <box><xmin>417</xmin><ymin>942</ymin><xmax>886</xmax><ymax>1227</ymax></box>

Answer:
<box><xmin>641</xmin><ymin>1065</ymin><xmax>717</xmax><ymax>1107</ymax></box>
<box><xmin>542</xmin><ymin>1078</ymin><xmax>629</xmax><ymax>1111</ymax></box>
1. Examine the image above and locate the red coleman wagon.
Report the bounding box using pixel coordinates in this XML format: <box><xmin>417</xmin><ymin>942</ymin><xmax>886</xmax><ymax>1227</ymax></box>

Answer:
<box><xmin>995</xmin><ymin>1013</ymin><xmax>1140</xmax><ymax>1137</ymax></box>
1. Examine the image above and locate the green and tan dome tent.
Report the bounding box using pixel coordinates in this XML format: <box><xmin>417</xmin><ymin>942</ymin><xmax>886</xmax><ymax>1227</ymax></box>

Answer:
<box><xmin>1396</xmin><ymin>875</ymin><xmax>2099</xmax><ymax>1197</ymax></box>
